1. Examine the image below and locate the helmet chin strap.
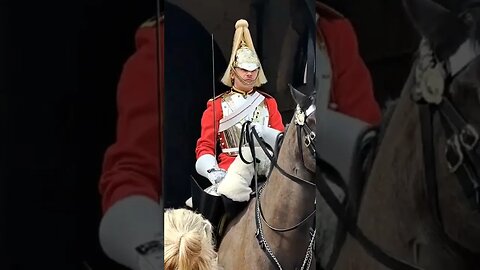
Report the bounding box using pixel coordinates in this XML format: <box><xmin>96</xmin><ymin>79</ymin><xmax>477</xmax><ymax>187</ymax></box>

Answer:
<box><xmin>231</xmin><ymin>66</ymin><xmax>259</xmax><ymax>90</ymax></box>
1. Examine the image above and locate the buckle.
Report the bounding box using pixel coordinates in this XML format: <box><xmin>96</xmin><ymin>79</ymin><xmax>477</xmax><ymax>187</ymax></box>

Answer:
<box><xmin>445</xmin><ymin>135</ymin><xmax>464</xmax><ymax>172</ymax></box>
<box><xmin>304</xmin><ymin>131</ymin><xmax>316</xmax><ymax>147</ymax></box>
<box><xmin>460</xmin><ymin>124</ymin><xmax>479</xmax><ymax>150</ymax></box>
<box><xmin>255</xmin><ymin>229</ymin><xmax>265</xmax><ymax>249</ymax></box>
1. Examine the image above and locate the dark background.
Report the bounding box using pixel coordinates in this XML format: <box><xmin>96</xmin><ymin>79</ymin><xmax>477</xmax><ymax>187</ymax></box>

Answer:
<box><xmin>2</xmin><ymin>0</ymin><xmax>155</xmax><ymax>269</ymax></box>
<box><xmin>163</xmin><ymin>2</ymin><xmax>227</xmax><ymax>208</ymax></box>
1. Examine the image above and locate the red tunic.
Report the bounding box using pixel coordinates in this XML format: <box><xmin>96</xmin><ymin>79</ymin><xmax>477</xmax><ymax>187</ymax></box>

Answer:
<box><xmin>317</xmin><ymin>2</ymin><xmax>382</xmax><ymax>125</ymax></box>
<box><xmin>195</xmin><ymin>91</ymin><xmax>285</xmax><ymax>170</ymax></box>
<box><xmin>99</xmin><ymin>19</ymin><xmax>162</xmax><ymax>213</ymax></box>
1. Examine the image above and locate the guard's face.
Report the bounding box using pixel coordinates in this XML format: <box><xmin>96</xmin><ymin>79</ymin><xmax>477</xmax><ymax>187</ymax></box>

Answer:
<box><xmin>232</xmin><ymin>67</ymin><xmax>259</xmax><ymax>89</ymax></box>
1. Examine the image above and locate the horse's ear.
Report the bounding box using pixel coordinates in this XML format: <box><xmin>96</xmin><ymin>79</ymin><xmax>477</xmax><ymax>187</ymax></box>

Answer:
<box><xmin>403</xmin><ymin>0</ymin><xmax>468</xmax><ymax>60</ymax></box>
<box><xmin>289</xmin><ymin>84</ymin><xmax>312</xmax><ymax>109</ymax></box>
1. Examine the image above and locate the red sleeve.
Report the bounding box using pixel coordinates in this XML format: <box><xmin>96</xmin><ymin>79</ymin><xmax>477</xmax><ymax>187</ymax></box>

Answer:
<box><xmin>99</xmin><ymin>23</ymin><xmax>162</xmax><ymax>213</ymax></box>
<box><xmin>266</xmin><ymin>97</ymin><xmax>285</xmax><ymax>131</ymax></box>
<box><xmin>319</xmin><ymin>18</ymin><xmax>381</xmax><ymax>126</ymax></box>
<box><xmin>195</xmin><ymin>99</ymin><xmax>223</xmax><ymax>159</ymax></box>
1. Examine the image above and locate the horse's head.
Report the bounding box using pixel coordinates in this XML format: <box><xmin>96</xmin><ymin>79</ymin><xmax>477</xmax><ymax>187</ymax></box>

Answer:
<box><xmin>287</xmin><ymin>84</ymin><xmax>317</xmax><ymax>176</ymax></box>
<box><xmin>404</xmin><ymin>0</ymin><xmax>480</xmax><ymax>121</ymax></box>
<box><xmin>404</xmin><ymin>0</ymin><xmax>480</xmax><ymax>254</ymax></box>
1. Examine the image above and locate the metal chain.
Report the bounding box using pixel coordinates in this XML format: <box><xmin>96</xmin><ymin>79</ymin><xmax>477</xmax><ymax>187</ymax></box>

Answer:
<box><xmin>255</xmin><ymin>182</ymin><xmax>316</xmax><ymax>270</ymax></box>
<box><xmin>255</xmin><ymin>185</ymin><xmax>283</xmax><ymax>269</ymax></box>
<box><xmin>300</xmin><ymin>229</ymin><xmax>316</xmax><ymax>270</ymax></box>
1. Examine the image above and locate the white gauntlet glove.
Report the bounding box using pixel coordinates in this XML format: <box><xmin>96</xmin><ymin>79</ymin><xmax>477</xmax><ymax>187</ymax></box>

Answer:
<box><xmin>99</xmin><ymin>196</ymin><xmax>163</xmax><ymax>270</ymax></box>
<box><xmin>196</xmin><ymin>154</ymin><xmax>226</xmax><ymax>185</ymax></box>
<box><xmin>249</xmin><ymin>123</ymin><xmax>281</xmax><ymax>149</ymax></box>
<box><xmin>206</xmin><ymin>168</ymin><xmax>227</xmax><ymax>184</ymax></box>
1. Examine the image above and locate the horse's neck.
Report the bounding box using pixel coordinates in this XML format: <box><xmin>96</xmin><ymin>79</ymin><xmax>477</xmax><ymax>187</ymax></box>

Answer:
<box><xmin>346</xmin><ymin>70</ymin><xmax>480</xmax><ymax>268</ymax></box>
<box><xmin>356</xmin><ymin>80</ymin><xmax>430</xmax><ymax>256</ymax></box>
<box><xmin>258</xmin><ymin>123</ymin><xmax>316</xmax><ymax>263</ymax></box>
<box><xmin>263</xmin><ymin>124</ymin><xmax>315</xmax><ymax>219</ymax></box>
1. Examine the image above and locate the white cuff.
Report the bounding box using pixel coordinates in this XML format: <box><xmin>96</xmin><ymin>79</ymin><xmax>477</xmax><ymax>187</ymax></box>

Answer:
<box><xmin>195</xmin><ymin>154</ymin><xmax>218</xmax><ymax>178</ymax></box>
<box><xmin>262</xmin><ymin>126</ymin><xmax>281</xmax><ymax>148</ymax></box>
<box><xmin>99</xmin><ymin>196</ymin><xmax>163</xmax><ymax>270</ymax></box>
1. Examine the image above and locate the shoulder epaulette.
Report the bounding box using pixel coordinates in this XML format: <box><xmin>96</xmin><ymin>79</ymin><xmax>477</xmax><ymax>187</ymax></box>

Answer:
<box><xmin>257</xmin><ymin>90</ymin><xmax>273</xmax><ymax>98</ymax></box>
<box><xmin>139</xmin><ymin>15</ymin><xmax>163</xmax><ymax>29</ymax></box>
<box><xmin>208</xmin><ymin>92</ymin><xmax>225</xmax><ymax>101</ymax></box>
<box><xmin>316</xmin><ymin>1</ymin><xmax>344</xmax><ymax>19</ymax></box>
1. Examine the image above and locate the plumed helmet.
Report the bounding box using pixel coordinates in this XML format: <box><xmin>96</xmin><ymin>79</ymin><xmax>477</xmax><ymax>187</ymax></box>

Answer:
<box><xmin>221</xmin><ymin>19</ymin><xmax>267</xmax><ymax>87</ymax></box>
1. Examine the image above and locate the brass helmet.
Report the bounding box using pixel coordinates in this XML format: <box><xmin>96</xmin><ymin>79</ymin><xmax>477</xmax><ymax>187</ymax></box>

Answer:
<box><xmin>221</xmin><ymin>19</ymin><xmax>267</xmax><ymax>87</ymax></box>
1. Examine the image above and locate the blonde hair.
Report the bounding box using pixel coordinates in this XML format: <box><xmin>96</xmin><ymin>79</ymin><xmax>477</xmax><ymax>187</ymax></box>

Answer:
<box><xmin>221</xmin><ymin>19</ymin><xmax>267</xmax><ymax>87</ymax></box>
<box><xmin>164</xmin><ymin>208</ymin><xmax>218</xmax><ymax>270</ymax></box>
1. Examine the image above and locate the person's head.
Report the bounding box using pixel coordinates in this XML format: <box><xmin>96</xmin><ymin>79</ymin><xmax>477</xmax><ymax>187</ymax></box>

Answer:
<box><xmin>221</xmin><ymin>19</ymin><xmax>267</xmax><ymax>90</ymax></box>
<box><xmin>164</xmin><ymin>208</ymin><xmax>218</xmax><ymax>270</ymax></box>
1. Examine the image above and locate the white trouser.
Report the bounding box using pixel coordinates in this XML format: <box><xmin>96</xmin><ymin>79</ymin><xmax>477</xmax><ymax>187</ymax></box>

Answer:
<box><xmin>216</xmin><ymin>146</ymin><xmax>271</xmax><ymax>202</ymax></box>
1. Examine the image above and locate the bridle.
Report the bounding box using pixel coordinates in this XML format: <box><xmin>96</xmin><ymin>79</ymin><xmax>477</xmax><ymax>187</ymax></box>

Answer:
<box><xmin>238</xmin><ymin>101</ymin><xmax>317</xmax><ymax>270</ymax></box>
<box><xmin>412</xmin><ymin>17</ymin><xmax>480</xmax><ymax>262</ymax></box>
<box><xmin>413</xmin><ymin>16</ymin><xmax>480</xmax><ymax>218</ymax></box>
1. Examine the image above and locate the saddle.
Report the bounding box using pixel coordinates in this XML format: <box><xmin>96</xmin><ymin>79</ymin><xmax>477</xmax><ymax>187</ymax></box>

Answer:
<box><xmin>189</xmin><ymin>173</ymin><xmax>266</xmax><ymax>245</ymax></box>
<box><xmin>189</xmin><ymin>175</ymin><xmax>224</xmax><ymax>239</ymax></box>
